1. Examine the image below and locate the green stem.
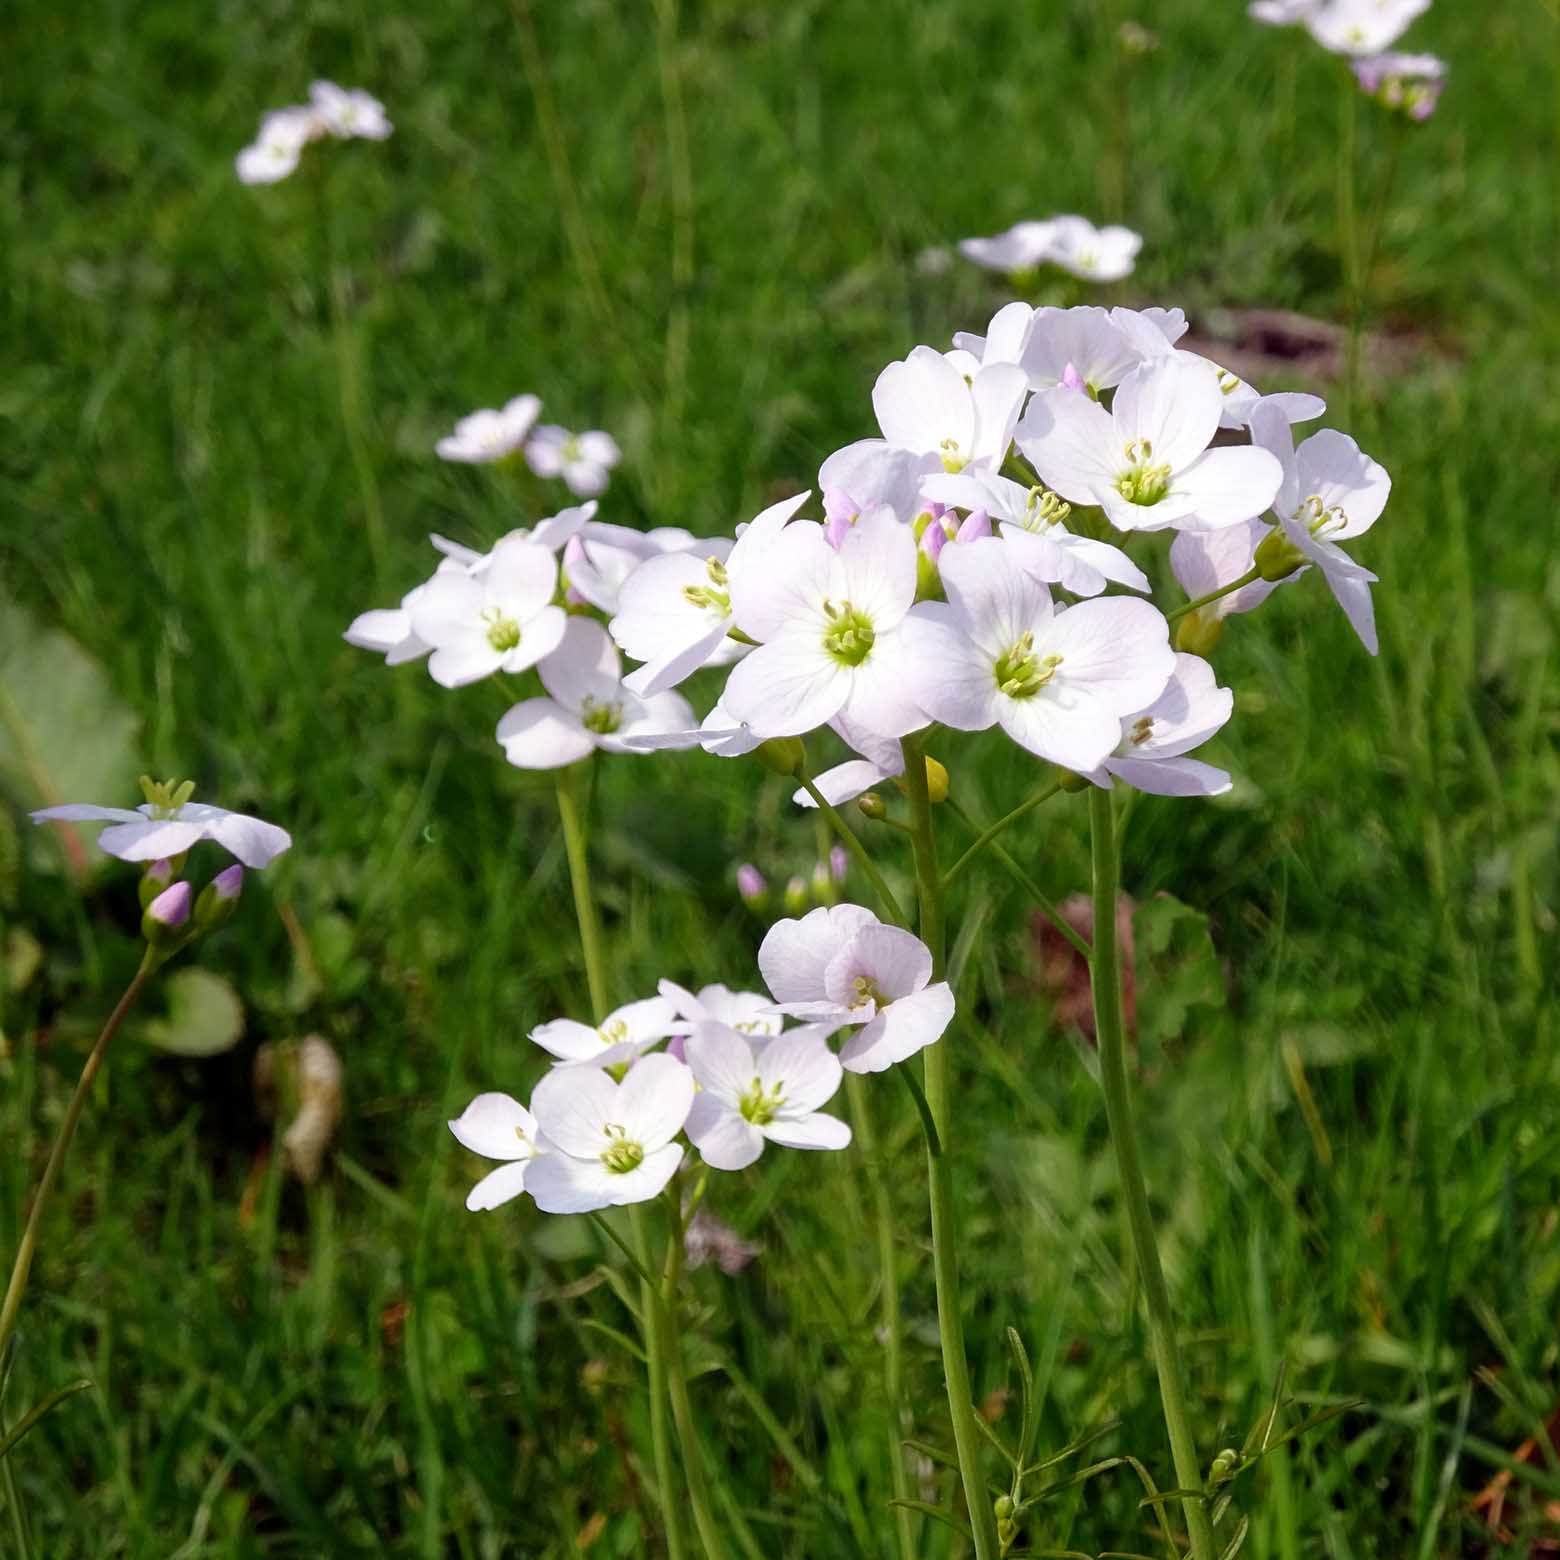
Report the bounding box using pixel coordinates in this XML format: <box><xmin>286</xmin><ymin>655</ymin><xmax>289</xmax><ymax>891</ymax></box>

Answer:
<box><xmin>1086</xmin><ymin>787</ymin><xmax>1215</xmax><ymax>1560</ymax></box>
<box><xmin>0</xmin><ymin>954</ymin><xmax>156</xmax><ymax>1368</ymax></box>
<box><xmin>1338</xmin><ymin>79</ymin><xmax>1361</xmax><ymax>424</ymax></box>
<box><xmin>554</xmin><ymin>775</ymin><xmax>688</xmax><ymax>1560</ymax></box>
<box><xmin>796</xmin><ymin>773</ymin><xmax>909</xmax><ymax>929</ymax></box>
<box><xmin>846</xmin><ymin>1073</ymin><xmax>917</xmax><ymax>1560</ymax></box>
<box><xmin>1165</xmin><ymin>567</ymin><xmax>1262</xmax><ymax>626</ymax></box>
<box><xmin>659</xmin><ymin>1204</ymin><xmax>729</xmax><ymax>1560</ymax></box>
<box><xmin>943</xmin><ymin>782</ymin><xmax>1059</xmax><ymax>887</ymax></box>
<box><xmin>899</xmin><ymin>739</ymin><xmax>1000</xmax><ymax>1560</ymax></box>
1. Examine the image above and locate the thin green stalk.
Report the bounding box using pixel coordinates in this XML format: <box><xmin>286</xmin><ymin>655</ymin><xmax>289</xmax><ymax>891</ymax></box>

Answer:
<box><xmin>1086</xmin><ymin>788</ymin><xmax>1215</xmax><ymax>1560</ymax></box>
<box><xmin>0</xmin><ymin>953</ymin><xmax>156</xmax><ymax>1366</ymax></box>
<box><xmin>1338</xmin><ymin>80</ymin><xmax>1361</xmax><ymax>423</ymax></box>
<box><xmin>659</xmin><ymin>1207</ymin><xmax>729</xmax><ymax>1560</ymax></box>
<box><xmin>553</xmin><ymin>774</ymin><xmax>687</xmax><ymax>1560</ymax></box>
<box><xmin>796</xmin><ymin>773</ymin><xmax>909</xmax><ymax>929</ymax></box>
<box><xmin>943</xmin><ymin>781</ymin><xmax>1059</xmax><ymax>887</ymax></box>
<box><xmin>846</xmin><ymin>1073</ymin><xmax>916</xmax><ymax>1560</ymax></box>
<box><xmin>1165</xmin><ymin>567</ymin><xmax>1262</xmax><ymax>626</ymax></box>
<box><xmin>899</xmin><ymin>739</ymin><xmax>1000</xmax><ymax>1560</ymax></box>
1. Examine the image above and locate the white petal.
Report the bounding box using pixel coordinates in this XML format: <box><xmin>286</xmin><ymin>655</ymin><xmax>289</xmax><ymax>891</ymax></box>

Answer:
<box><xmin>95</xmin><ymin>819</ymin><xmax>207</xmax><ymax>862</ymax></box>
<box><xmin>791</xmin><ymin>759</ymin><xmax>893</xmax><ymax>809</ymax></box>
<box><xmin>537</xmin><ymin>618</ymin><xmax>621</xmax><ymax>710</ymax></box>
<box><xmin>721</xmin><ymin>633</ymin><xmax>848</xmax><ymax>738</ymax></box>
<box><xmin>484</xmin><ymin>538</ymin><xmax>559</xmax><ymax>622</ymax></box>
<box><xmin>728</xmin><ymin>520</ymin><xmax>833</xmax><ymax>643</ymax></box>
<box><xmin>200</xmin><ymin>810</ymin><xmax>293</xmax><ymax>869</ymax></box>
<box><xmin>684</xmin><ymin>1022</ymin><xmax>759</xmax><ymax>1103</ymax></box>
<box><xmin>898</xmin><ymin>607</ymin><xmax>999</xmax><ymax>733</ymax></box>
<box><xmin>763</xmin><ymin>1112</ymin><xmax>853</xmax><ymax>1152</ymax></box>
<box><xmin>1111</xmin><ymin>357</ymin><xmax>1222</xmax><ymax>474</ymax></box>
<box><xmin>524</xmin><ymin>1153</ymin><xmax>619</xmax><ymax>1214</ymax></box>
<box><xmin>758</xmin><ymin>904</ymin><xmax>881</xmax><ymax>1005</ymax></box>
<box><xmin>1172</xmin><ymin>446</ymin><xmax>1285</xmax><ymax>531</ymax></box>
<box><xmin>824</xmin><ymin>924</ymin><xmax>932</xmax><ymax>1008</ymax></box>
<box><xmin>997</xmin><ymin>687</ymin><xmax>1124</xmax><ymax>771</ymax></box>
<box><xmin>872</xmin><ymin>346</ymin><xmax>974</xmax><ymax>456</ymax></box>
<box><xmin>1014</xmin><ymin>388</ymin><xmax>1119</xmax><ymax>506</ymax></box>
<box><xmin>29</xmin><ymin>804</ymin><xmax>144</xmax><ymax>825</ymax></box>
<box><xmin>603</xmin><ymin>1142</ymin><xmax>685</xmax><ymax>1205</ymax></box>
<box><xmin>530</xmin><ymin>1065</ymin><xmax>619</xmax><ymax>1158</ymax></box>
<box><xmin>615</xmin><ymin>1052</ymin><xmax>695</xmax><ymax>1150</ymax></box>
<box><xmin>1294</xmin><ymin>430</ymin><xmax>1391</xmax><ymax>539</ymax></box>
<box><xmin>685</xmin><ymin>1095</ymin><xmax>765</xmax><ymax>1170</ymax></box>
<box><xmin>1022</xmin><ymin>306</ymin><xmax>1140</xmax><ymax>391</ymax></box>
<box><xmin>530</xmin><ymin>1018</ymin><xmax>611</xmax><ymax>1061</ymax></box>
<box><xmin>818</xmin><ymin>442</ymin><xmax>940</xmax><ymax>519</ymax></box>
<box><xmin>1104</xmin><ymin>754</ymin><xmax>1232</xmax><ymax>797</ymax></box>
<box><xmin>755</xmin><ymin>1029</ymin><xmax>844</xmax><ymax>1113</ymax></box>
<box><xmin>495</xmin><ymin>699</ymin><xmax>596</xmax><ymax>770</ymax></box>
<box><xmin>1044</xmin><ymin>597</ymin><xmax>1174</xmax><ymax>713</ymax></box>
<box><xmin>969</xmin><ymin>362</ymin><xmax>1029</xmax><ymax>466</ymax></box>
<box><xmin>839</xmin><ymin>983</ymin><xmax>955</xmax><ymax>1073</ymax></box>
<box><xmin>837</xmin><ymin>505</ymin><xmax>917</xmax><ymax>628</ymax></box>
<box><xmin>464</xmin><ymin>1159</ymin><xmax>532</xmax><ymax>1212</ymax></box>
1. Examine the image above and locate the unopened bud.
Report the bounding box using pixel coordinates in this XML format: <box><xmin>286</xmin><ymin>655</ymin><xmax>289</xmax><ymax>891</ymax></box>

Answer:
<box><xmin>829</xmin><ymin>845</ymin><xmax>849</xmax><ymax>884</ymax></box>
<box><xmin>1055</xmin><ymin>767</ymin><xmax>1092</xmax><ymax>793</ymax></box>
<box><xmin>994</xmin><ymin>1494</ymin><xmax>1015</xmax><ymax>1520</ymax></box>
<box><xmin>139</xmin><ymin>858</ymin><xmax>176</xmax><ymax>910</ymax></box>
<box><xmin>194</xmin><ymin>863</ymin><xmax>244</xmax><ymax>934</ymax></box>
<box><xmin>142</xmin><ymin>881</ymin><xmax>193</xmax><ymax>950</ymax></box>
<box><xmin>753</xmin><ymin>737</ymin><xmax>806</xmax><ymax>777</ymax></box>
<box><xmin>857</xmin><ymin>792</ymin><xmax>888</xmax><ymax>821</ymax></box>
<box><xmin>956</xmin><ymin>508</ymin><xmax>992</xmax><ymax>543</ymax></box>
<box><xmin>736</xmin><ymin>864</ymin><xmax>768</xmax><ymax>907</ymax></box>
<box><xmin>1175</xmin><ymin>608</ymin><xmax>1224</xmax><ymax>657</ymax></box>
<box><xmin>1254</xmin><ymin>529</ymin><xmax>1305</xmax><ymax>582</ymax></box>
<box><xmin>810</xmin><ymin>860</ymin><xmax>835</xmax><ymax>904</ymax></box>
<box><xmin>923</xmin><ymin>756</ymin><xmax>950</xmax><ymax>803</ymax></box>
<box><xmin>783</xmin><ymin>875</ymin><xmax>809</xmax><ymax>914</ymax></box>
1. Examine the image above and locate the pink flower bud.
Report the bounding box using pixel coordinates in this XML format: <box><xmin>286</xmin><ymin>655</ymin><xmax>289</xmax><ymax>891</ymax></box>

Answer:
<box><xmin>956</xmin><ymin>508</ymin><xmax>992</xmax><ymax>543</ymax></box>
<box><xmin>823</xmin><ymin>488</ymin><xmax>860</xmax><ymax>550</ymax></box>
<box><xmin>1060</xmin><ymin>362</ymin><xmax>1086</xmax><ymax>393</ymax></box>
<box><xmin>736</xmin><ymin>864</ymin><xmax>767</xmax><ymax>906</ymax></box>
<box><xmin>829</xmin><ymin>845</ymin><xmax>848</xmax><ymax>884</ymax></box>
<box><xmin>147</xmin><ymin>881</ymin><xmax>192</xmax><ymax>928</ymax></box>
<box><xmin>919</xmin><ymin>520</ymin><xmax>948</xmax><ymax>562</ymax></box>
<box><xmin>666</xmin><ymin>1033</ymin><xmax>687</xmax><ymax>1064</ymax></box>
<box><xmin>212</xmin><ymin>864</ymin><xmax>244</xmax><ymax>900</ymax></box>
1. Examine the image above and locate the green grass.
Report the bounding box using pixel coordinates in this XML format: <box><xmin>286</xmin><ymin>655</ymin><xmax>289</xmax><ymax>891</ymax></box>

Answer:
<box><xmin>2</xmin><ymin>0</ymin><xmax>1559</xmax><ymax>1554</ymax></box>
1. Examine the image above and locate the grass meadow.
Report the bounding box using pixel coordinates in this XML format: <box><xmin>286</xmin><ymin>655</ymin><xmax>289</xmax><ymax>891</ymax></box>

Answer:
<box><xmin>2</xmin><ymin>0</ymin><xmax>1559</xmax><ymax>1555</ymax></box>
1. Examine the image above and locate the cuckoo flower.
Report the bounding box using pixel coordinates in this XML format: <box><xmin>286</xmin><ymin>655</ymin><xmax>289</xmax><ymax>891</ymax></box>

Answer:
<box><xmin>611</xmin><ymin>493</ymin><xmax>808</xmax><ymax>697</ymax></box>
<box><xmin>1044</xmin><ymin>215</ymin><xmax>1143</xmax><ymax>282</ymax></box>
<box><xmin>235</xmin><ymin>107</ymin><xmax>321</xmax><ymax>184</ymax></box>
<box><xmin>902</xmin><ymin>539</ymin><xmax>1175</xmax><ymax>771</ymax></box>
<box><xmin>659</xmin><ymin>980</ymin><xmax>784</xmax><ymax>1042</ymax></box>
<box><xmin>1017</xmin><ymin>356</ymin><xmax>1283</xmax><ymax>533</ymax></box>
<box><xmin>448</xmin><ymin>1093</ymin><xmax>545</xmax><ymax>1212</ymax></box>
<box><xmin>1250</xmin><ymin>404</ymin><xmax>1391</xmax><ymax>654</ymax></box>
<box><xmin>722</xmin><ymin>506</ymin><xmax>926</xmax><ymax>740</ymax></box>
<box><xmin>309</xmin><ymin>80</ymin><xmax>393</xmax><ymax>139</ymax></box>
<box><xmin>1086</xmin><ymin>653</ymin><xmax>1235</xmax><ymax>798</ymax></box>
<box><xmin>33</xmin><ymin>777</ymin><xmax>292</xmax><ymax>869</ymax></box>
<box><xmin>1170</xmin><ymin>521</ymin><xmax>1279</xmax><ymax>621</ymax></box>
<box><xmin>1304</xmin><ymin>0</ymin><xmax>1430</xmax><ymax>55</ymax></box>
<box><xmin>958</xmin><ymin>220</ymin><xmax>1059</xmax><ymax>273</ymax></box>
<box><xmin>433</xmin><ymin>502</ymin><xmax>598</xmax><ymax>563</ymax></box>
<box><xmin>1352</xmin><ymin>52</ymin><xmax>1447</xmax><ymax>118</ymax></box>
<box><xmin>531</xmin><ymin>995</ymin><xmax>682</xmax><ymax>1068</ymax></box>
<box><xmin>684</xmin><ymin>1024</ymin><xmax>851</xmax><ymax>1170</ymax></box>
<box><xmin>436</xmin><ymin>395</ymin><xmax>542</xmax><ymax>463</ymax></box>
<box><xmin>1249</xmin><ymin>0</ymin><xmax>1320</xmax><ymax>23</ymax></box>
<box><xmin>524</xmin><ymin>1055</ymin><xmax>694</xmax><ymax>1214</ymax></box>
<box><xmin>525</xmin><ymin>426</ymin><xmax>621</xmax><ymax>497</ymax></box>
<box><xmin>758</xmin><ymin>908</ymin><xmax>956</xmax><ymax>1074</ymax></box>
<box><xmin>871</xmin><ymin>346</ymin><xmax>1028</xmax><ymax>474</ymax></box>
<box><xmin>496</xmin><ymin>619</ymin><xmax>693</xmax><ymax>768</ymax></box>
<box><xmin>408</xmin><ymin>537</ymin><xmax>565</xmax><ymax>688</ymax></box>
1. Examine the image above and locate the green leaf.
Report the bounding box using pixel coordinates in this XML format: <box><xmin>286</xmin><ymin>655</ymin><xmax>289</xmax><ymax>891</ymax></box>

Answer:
<box><xmin>886</xmin><ymin>1500</ymin><xmax>972</xmax><ymax>1541</ymax></box>
<box><xmin>901</xmin><ymin>1437</ymin><xmax>961</xmax><ymax>1473</ymax></box>
<box><xmin>0</xmin><ymin>1380</ymin><xmax>94</xmax><ymax>1461</ymax></box>
<box><xmin>1132</xmin><ymin>893</ymin><xmax>1226</xmax><ymax>1062</ymax></box>
<box><xmin>1218</xmin><ymin>1515</ymin><xmax>1251</xmax><ymax>1559</ymax></box>
<box><xmin>133</xmin><ymin>968</ymin><xmax>245</xmax><ymax>1057</ymax></box>
<box><xmin>578</xmin><ymin>1319</ymin><xmax>646</xmax><ymax>1365</ymax></box>
<box><xmin>1007</xmin><ymin>1326</ymin><xmax>1037</xmax><ymax>1467</ymax></box>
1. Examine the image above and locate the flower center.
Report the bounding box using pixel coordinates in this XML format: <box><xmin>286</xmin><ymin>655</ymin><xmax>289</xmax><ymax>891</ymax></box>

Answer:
<box><xmin>1116</xmin><ymin>439</ymin><xmax>1172</xmax><ymax>506</ymax></box>
<box><xmin>821</xmin><ymin>601</ymin><xmax>876</xmax><ymax>666</ymax></box>
<box><xmin>481</xmin><ymin>605</ymin><xmax>522</xmax><ymax>652</ymax></box>
<box><xmin>1022</xmin><ymin>486</ymin><xmax>1072</xmax><ymax>533</ymax></box>
<box><xmin>597</xmin><ymin>1018</ymin><xmax>629</xmax><ymax>1047</ymax></box>
<box><xmin>1217</xmin><ymin>370</ymin><xmax>1241</xmax><ymax>396</ymax></box>
<box><xmin>992</xmin><ymin>633</ymin><xmax>1062</xmax><ymax>699</ymax></box>
<box><xmin>580</xmin><ymin>696</ymin><xmax>623</xmax><ymax>735</ymax></box>
<box><xmin>938</xmin><ymin>437</ymin><xmax>968</xmax><ymax>474</ymax></box>
<box><xmin>138</xmin><ymin>774</ymin><xmax>196</xmax><ymax>820</ymax></box>
<box><xmin>1299</xmin><ymin>494</ymin><xmax>1348</xmax><ymax>538</ymax></box>
<box><xmin>600</xmin><ymin>1124</ymin><xmax>644</xmax><ymax>1175</ymax></box>
<box><xmin>1129</xmin><ymin>715</ymin><xmax>1155</xmax><ymax>746</ymax></box>
<box><xmin>680</xmin><ymin>556</ymin><xmax>731</xmax><ymax>616</ymax></box>
<box><xmin>738</xmin><ymin>1077</ymin><xmax>785</xmax><ymax>1126</ymax></box>
<box><xmin>850</xmin><ymin>973</ymin><xmax>886</xmax><ymax>1011</ymax></box>
<box><xmin>564</xmin><ymin>436</ymin><xmax>583</xmax><ymax>463</ymax></box>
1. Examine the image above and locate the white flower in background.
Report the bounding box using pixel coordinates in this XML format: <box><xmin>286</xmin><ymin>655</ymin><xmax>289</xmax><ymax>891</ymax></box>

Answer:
<box><xmin>235</xmin><ymin>107</ymin><xmax>321</xmax><ymax>185</ymax></box>
<box><xmin>343</xmin><ymin>561</ymin><xmax>461</xmax><ymax>666</ymax></box>
<box><xmin>758</xmin><ymin>907</ymin><xmax>956</xmax><ymax>1074</ymax></box>
<box><xmin>922</xmin><ymin>468</ymin><xmax>1150</xmax><ymax>597</ymax></box>
<box><xmin>526</xmin><ymin>426</ymin><xmax>621</xmax><ymax>497</ymax></box>
<box><xmin>448</xmin><ymin>1093</ymin><xmax>544</xmax><ymax>1211</ymax></box>
<box><xmin>1170</xmin><ymin>520</ymin><xmax>1278</xmax><ymax>620</ymax></box>
<box><xmin>435</xmin><ymin>395</ymin><xmax>542</xmax><ymax>464</ymax></box>
<box><xmin>723</xmin><ymin>506</ymin><xmax>926</xmax><ymax>740</ymax></box>
<box><xmin>496</xmin><ymin>618</ymin><xmax>693</xmax><ymax>768</ymax></box>
<box><xmin>531</xmin><ymin>995</ymin><xmax>681</xmax><ymax>1067</ymax></box>
<box><xmin>958</xmin><ymin>220</ymin><xmax>1059</xmax><ymax>273</ymax></box>
<box><xmin>684</xmin><ymin>1024</ymin><xmax>851</xmax><ymax>1170</ymax></box>
<box><xmin>659</xmin><ymin>980</ymin><xmax>785</xmax><ymax>1041</ymax></box>
<box><xmin>33</xmin><ymin>777</ymin><xmax>292</xmax><ymax>868</ymax></box>
<box><xmin>1017</xmin><ymin>356</ymin><xmax>1283</xmax><ymax>533</ymax></box>
<box><xmin>1044</xmin><ymin>216</ymin><xmax>1143</xmax><ymax>282</ymax></box>
<box><xmin>408</xmin><ymin>537</ymin><xmax>565</xmax><ymax>688</ymax></box>
<box><xmin>1249</xmin><ymin>0</ymin><xmax>1321</xmax><ymax>23</ymax></box>
<box><xmin>1250</xmin><ymin>403</ymin><xmax>1391</xmax><ymax>654</ymax></box>
<box><xmin>902</xmin><ymin>539</ymin><xmax>1175</xmax><ymax>771</ymax></box>
<box><xmin>1304</xmin><ymin>0</ymin><xmax>1430</xmax><ymax>55</ymax></box>
<box><xmin>1352</xmin><ymin>52</ymin><xmax>1447</xmax><ymax>118</ymax></box>
<box><xmin>871</xmin><ymin>346</ymin><xmax>1028</xmax><ymax>474</ymax></box>
<box><xmin>1086</xmin><ymin>653</ymin><xmax>1235</xmax><ymax>797</ymax></box>
<box><xmin>608</xmin><ymin>496</ymin><xmax>806</xmax><ymax>694</ymax></box>
<box><xmin>309</xmin><ymin>80</ymin><xmax>393</xmax><ymax>140</ymax></box>
<box><xmin>524</xmin><ymin>1055</ymin><xmax>694</xmax><ymax>1214</ymax></box>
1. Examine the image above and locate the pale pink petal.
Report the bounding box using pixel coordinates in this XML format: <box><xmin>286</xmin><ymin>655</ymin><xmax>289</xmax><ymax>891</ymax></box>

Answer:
<box><xmin>530</xmin><ymin>1066</ymin><xmax>619</xmax><ymax>1158</ymax></box>
<box><xmin>764</xmin><ymin>1112</ymin><xmax>853</xmax><ymax>1151</ymax></box>
<box><xmin>685</xmin><ymin>1095</ymin><xmax>765</xmax><ymax>1170</ymax></box>
<box><xmin>495</xmin><ymin>699</ymin><xmax>597</xmax><ymax>770</ymax></box>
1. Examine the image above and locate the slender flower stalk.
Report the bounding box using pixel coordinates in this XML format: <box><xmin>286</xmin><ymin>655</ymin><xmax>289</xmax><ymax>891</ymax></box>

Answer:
<box><xmin>900</xmin><ymin>738</ymin><xmax>1000</xmax><ymax>1560</ymax></box>
<box><xmin>795</xmin><ymin>772</ymin><xmax>910</xmax><ymax>928</ymax></box>
<box><xmin>1165</xmin><ymin>565</ymin><xmax>1263</xmax><ymax>625</ymax></box>
<box><xmin>0</xmin><ymin>953</ymin><xmax>157</xmax><ymax>1368</ymax></box>
<box><xmin>942</xmin><ymin>780</ymin><xmax>1060</xmax><ymax>886</ymax></box>
<box><xmin>553</xmin><ymin>771</ymin><xmax>688</xmax><ymax>1560</ymax></box>
<box><xmin>1338</xmin><ymin>82</ymin><xmax>1362</xmax><ymax>421</ymax></box>
<box><xmin>1087</xmin><ymin>787</ymin><xmax>1216</xmax><ymax>1560</ymax></box>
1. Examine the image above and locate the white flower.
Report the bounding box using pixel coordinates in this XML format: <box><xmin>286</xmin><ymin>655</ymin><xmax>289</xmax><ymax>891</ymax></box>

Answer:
<box><xmin>1249</xmin><ymin>0</ymin><xmax>1321</xmax><ymax>24</ymax></box>
<box><xmin>435</xmin><ymin>396</ymin><xmax>542</xmax><ymax>463</ymax></box>
<box><xmin>408</xmin><ymin>537</ymin><xmax>566</xmax><ymax>688</ymax></box>
<box><xmin>722</xmin><ymin>506</ymin><xmax>926</xmax><ymax>741</ymax></box>
<box><xmin>684</xmin><ymin>1024</ymin><xmax>851</xmax><ymax>1170</ymax></box>
<box><xmin>1352</xmin><ymin>51</ymin><xmax>1447</xmax><ymax>117</ymax></box>
<box><xmin>1169</xmin><ymin>521</ymin><xmax>1278</xmax><ymax>620</ymax></box>
<box><xmin>948</xmin><ymin>301</ymin><xmax>1040</xmax><ymax>374</ymax></box>
<box><xmin>958</xmin><ymin>220</ymin><xmax>1059</xmax><ymax>273</ymax></box>
<box><xmin>659</xmin><ymin>980</ymin><xmax>785</xmax><ymax>1041</ymax></box>
<box><xmin>496</xmin><ymin>618</ymin><xmax>693</xmax><ymax>769</ymax></box>
<box><xmin>1086</xmin><ymin>653</ymin><xmax>1234</xmax><ymax>797</ymax></box>
<box><xmin>526</xmin><ymin>426</ymin><xmax>621</xmax><ymax>497</ymax></box>
<box><xmin>235</xmin><ymin>107</ymin><xmax>321</xmax><ymax>185</ymax></box>
<box><xmin>871</xmin><ymin>346</ymin><xmax>1028</xmax><ymax>474</ymax></box>
<box><xmin>448</xmin><ymin>1093</ymin><xmax>543</xmax><ymax>1211</ymax></box>
<box><xmin>610</xmin><ymin>494</ymin><xmax>807</xmax><ymax>697</ymax></box>
<box><xmin>819</xmin><ymin>442</ymin><xmax>941</xmax><ymax>524</ymax></box>
<box><xmin>902</xmin><ymin>538</ymin><xmax>1175</xmax><ymax>771</ymax></box>
<box><xmin>1304</xmin><ymin>0</ymin><xmax>1430</xmax><ymax>55</ymax></box>
<box><xmin>1250</xmin><ymin>404</ymin><xmax>1391</xmax><ymax>654</ymax></box>
<box><xmin>921</xmin><ymin>468</ymin><xmax>1149</xmax><ymax>597</ymax></box>
<box><xmin>1043</xmin><ymin>216</ymin><xmax>1143</xmax><ymax>283</ymax></box>
<box><xmin>524</xmin><ymin>1055</ymin><xmax>694</xmax><ymax>1214</ymax></box>
<box><xmin>757</xmin><ymin>906</ymin><xmax>955</xmax><ymax>1074</ymax></box>
<box><xmin>344</xmin><ymin>562</ymin><xmax>458</xmax><ymax>665</ymax></box>
<box><xmin>1016</xmin><ymin>356</ymin><xmax>1283</xmax><ymax>533</ymax></box>
<box><xmin>531</xmin><ymin>995</ymin><xmax>681</xmax><ymax>1067</ymax></box>
<box><xmin>613</xmin><ymin>700</ymin><xmax>762</xmax><ymax>759</ymax></box>
<box><xmin>790</xmin><ymin>716</ymin><xmax>903</xmax><ymax>809</ymax></box>
<box><xmin>433</xmin><ymin>502</ymin><xmax>598</xmax><ymax>563</ymax></box>
<box><xmin>33</xmin><ymin>779</ymin><xmax>292</xmax><ymax>868</ymax></box>
<box><xmin>309</xmin><ymin>80</ymin><xmax>393</xmax><ymax>140</ymax></box>
<box><xmin>1019</xmin><ymin>305</ymin><xmax>1143</xmax><ymax>394</ymax></box>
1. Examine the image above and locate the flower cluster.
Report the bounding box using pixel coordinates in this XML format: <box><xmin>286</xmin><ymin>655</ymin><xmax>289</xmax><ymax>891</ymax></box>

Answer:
<box><xmin>1250</xmin><ymin>0</ymin><xmax>1445</xmax><ymax>113</ymax></box>
<box><xmin>235</xmin><ymin>80</ymin><xmax>392</xmax><ymax>185</ymax></box>
<box><xmin>436</xmin><ymin>394</ymin><xmax>621</xmax><ymax>497</ymax></box>
<box><xmin>959</xmin><ymin>215</ymin><xmax>1142</xmax><ymax>284</ymax></box>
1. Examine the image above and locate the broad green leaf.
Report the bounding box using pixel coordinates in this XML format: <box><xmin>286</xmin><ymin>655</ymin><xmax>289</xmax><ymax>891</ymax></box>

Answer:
<box><xmin>133</xmin><ymin>968</ymin><xmax>245</xmax><ymax>1057</ymax></box>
